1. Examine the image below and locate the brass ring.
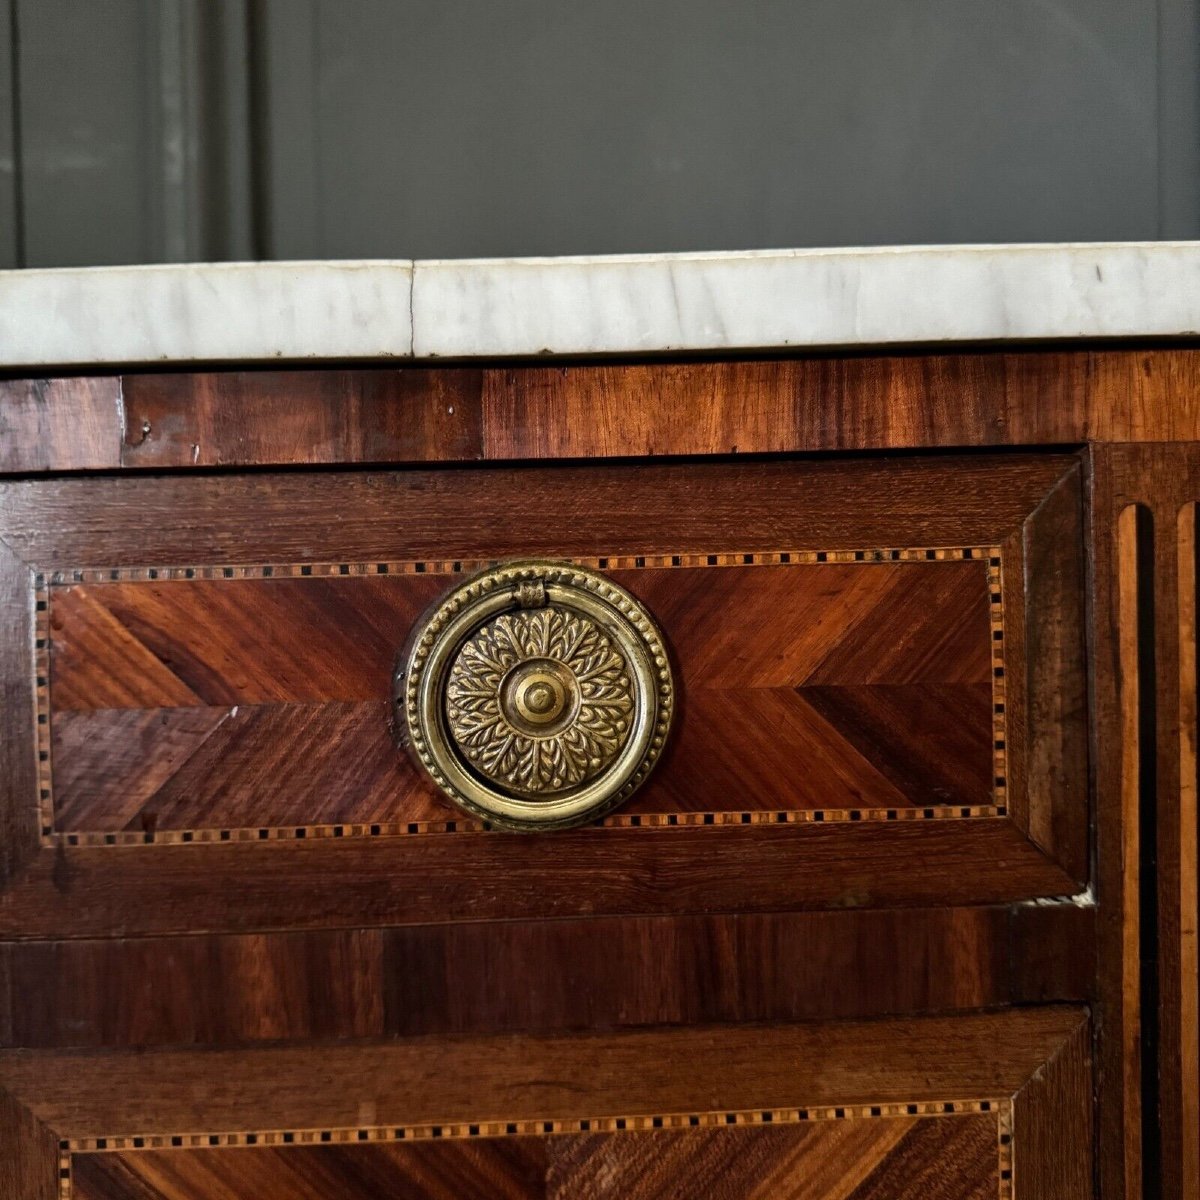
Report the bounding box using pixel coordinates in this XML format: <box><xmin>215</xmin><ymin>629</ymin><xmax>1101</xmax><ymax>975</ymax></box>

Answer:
<box><xmin>394</xmin><ymin>560</ymin><xmax>674</xmax><ymax>831</ymax></box>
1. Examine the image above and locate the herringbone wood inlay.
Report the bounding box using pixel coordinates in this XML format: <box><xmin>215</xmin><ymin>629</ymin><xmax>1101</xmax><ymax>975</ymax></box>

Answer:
<box><xmin>38</xmin><ymin>549</ymin><xmax>1005</xmax><ymax>845</ymax></box>
<box><xmin>62</xmin><ymin>1103</ymin><xmax>1010</xmax><ymax>1200</ymax></box>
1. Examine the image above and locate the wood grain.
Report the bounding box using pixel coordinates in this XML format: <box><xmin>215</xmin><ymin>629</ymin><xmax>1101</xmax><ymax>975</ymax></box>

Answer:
<box><xmin>49</xmin><ymin>702</ymin><xmax>440</xmax><ymax>833</ymax></box>
<box><xmin>0</xmin><ymin>539</ymin><xmax>38</xmax><ymax>886</ymax></box>
<box><xmin>0</xmin><ymin>453</ymin><xmax>1084</xmax><ymax>934</ymax></box>
<box><xmin>0</xmin><ymin>351</ymin><xmax>1183</xmax><ymax>477</ymax></box>
<box><xmin>120</xmin><ymin>368</ymin><xmax>483</xmax><ymax>468</ymax></box>
<box><xmin>1016</xmin><ymin>464</ymin><xmax>1088</xmax><ymax>880</ymax></box>
<box><xmin>1177</xmin><ymin>501</ymin><xmax>1200</xmax><ymax>1200</ymax></box>
<box><xmin>4</xmin><ymin>356</ymin><xmax>1199</xmax><ymax>472</ymax></box>
<box><xmin>67</xmin><ymin>1115</ymin><xmax>1000</xmax><ymax>1200</ymax></box>
<box><xmin>0</xmin><ymin>455</ymin><xmax>1082</xmax><ymax>568</ymax></box>
<box><xmin>0</xmin><ymin>355</ymin><xmax>1136</xmax><ymax>1198</ymax></box>
<box><xmin>0</xmin><ymin>377</ymin><xmax>121</xmax><ymax>473</ymax></box>
<box><xmin>0</xmin><ymin>1008</ymin><xmax>1092</xmax><ymax>1200</ymax></box>
<box><xmin>1009</xmin><ymin>902</ymin><xmax>1097</xmax><ymax>1005</ymax></box>
<box><xmin>1011</xmin><ymin>1014</ymin><xmax>1092</xmax><ymax>1199</ymax></box>
<box><xmin>0</xmin><ymin>1009</ymin><xmax>1087</xmax><ymax>1136</ymax></box>
<box><xmin>474</xmin><ymin>353</ymin><xmax>1200</xmax><ymax>456</ymax></box>
<box><xmin>0</xmin><ymin>904</ymin><xmax>1092</xmax><ymax>1049</ymax></box>
<box><xmin>1095</xmin><ymin>444</ymin><xmax>1200</xmax><ymax>1200</ymax></box>
<box><xmin>45</xmin><ymin>559</ymin><xmax>996</xmax><ymax>835</ymax></box>
<box><xmin>0</xmin><ymin>819</ymin><xmax>1081</xmax><ymax>940</ymax></box>
<box><xmin>1094</xmin><ymin>493</ymin><xmax>1146</xmax><ymax>1200</ymax></box>
<box><xmin>0</xmin><ymin>1084</ymin><xmax>59</xmax><ymax>1200</ymax></box>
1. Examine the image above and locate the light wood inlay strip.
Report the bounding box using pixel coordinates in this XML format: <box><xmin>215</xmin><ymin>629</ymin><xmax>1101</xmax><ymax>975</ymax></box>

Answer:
<box><xmin>1117</xmin><ymin>503</ymin><xmax>1145</xmax><ymax>1200</ymax></box>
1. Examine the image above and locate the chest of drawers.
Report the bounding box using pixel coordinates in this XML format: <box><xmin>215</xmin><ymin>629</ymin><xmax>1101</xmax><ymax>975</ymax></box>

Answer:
<box><xmin>0</xmin><ymin>249</ymin><xmax>1197</xmax><ymax>1199</ymax></box>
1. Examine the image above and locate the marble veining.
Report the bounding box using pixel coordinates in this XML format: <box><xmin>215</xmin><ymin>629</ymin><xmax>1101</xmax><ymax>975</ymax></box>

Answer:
<box><xmin>0</xmin><ymin>260</ymin><xmax>414</xmax><ymax>368</ymax></box>
<box><xmin>2</xmin><ymin>243</ymin><xmax>1199</xmax><ymax>367</ymax></box>
<box><xmin>411</xmin><ymin>243</ymin><xmax>1200</xmax><ymax>357</ymax></box>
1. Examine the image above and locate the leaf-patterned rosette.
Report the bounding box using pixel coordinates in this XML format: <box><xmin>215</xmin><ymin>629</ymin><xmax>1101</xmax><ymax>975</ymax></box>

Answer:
<box><xmin>445</xmin><ymin>607</ymin><xmax>635</xmax><ymax>796</ymax></box>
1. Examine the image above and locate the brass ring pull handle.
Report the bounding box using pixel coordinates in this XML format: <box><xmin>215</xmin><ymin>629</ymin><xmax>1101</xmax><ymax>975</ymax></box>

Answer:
<box><xmin>394</xmin><ymin>560</ymin><xmax>674</xmax><ymax>831</ymax></box>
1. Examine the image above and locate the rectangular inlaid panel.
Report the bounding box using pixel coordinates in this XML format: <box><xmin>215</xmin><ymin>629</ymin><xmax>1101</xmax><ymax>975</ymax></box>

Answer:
<box><xmin>39</xmin><ymin>548</ymin><xmax>1004</xmax><ymax>845</ymax></box>
<box><xmin>62</xmin><ymin>1104</ymin><xmax>1008</xmax><ymax>1200</ymax></box>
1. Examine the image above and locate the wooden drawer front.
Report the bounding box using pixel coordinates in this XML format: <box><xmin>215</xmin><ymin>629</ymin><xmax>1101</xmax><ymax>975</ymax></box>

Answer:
<box><xmin>0</xmin><ymin>454</ymin><xmax>1086</xmax><ymax>936</ymax></box>
<box><xmin>45</xmin><ymin>552</ymin><xmax>998</xmax><ymax>839</ymax></box>
<box><xmin>1</xmin><ymin>1011</ymin><xmax>1091</xmax><ymax>1200</ymax></box>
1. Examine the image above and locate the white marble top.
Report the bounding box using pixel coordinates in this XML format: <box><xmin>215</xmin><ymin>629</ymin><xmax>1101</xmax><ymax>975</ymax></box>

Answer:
<box><xmin>2</xmin><ymin>243</ymin><xmax>1199</xmax><ymax>368</ymax></box>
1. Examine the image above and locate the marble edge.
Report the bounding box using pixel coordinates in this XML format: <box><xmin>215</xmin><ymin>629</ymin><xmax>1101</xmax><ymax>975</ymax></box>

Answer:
<box><xmin>0</xmin><ymin>260</ymin><xmax>416</xmax><ymax>367</ymax></box>
<box><xmin>3</xmin><ymin>243</ymin><xmax>1200</xmax><ymax>368</ymax></box>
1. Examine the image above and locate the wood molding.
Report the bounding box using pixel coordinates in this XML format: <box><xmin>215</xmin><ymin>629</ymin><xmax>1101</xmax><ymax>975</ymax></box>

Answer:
<box><xmin>0</xmin><ymin>1010</ymin><xmax>1090</xmax><ymax>1200</ymax></box>
<box><xmin>8</xmin><ymin>350</ymin><xmax>1200</xmax><ymax>474</ymax></box>
<box><xmin>0</xmin><ymin>454</ymin><xmax>1084</xmax><ymax>566</ymax></box>
<box><xmin>1175</xmin><ymin>501</ymin><xmax>1200</xmax><ymax>1200</ymax></box>
<box><xmin>0</xmin><ymin>537</ymin><xmax>37</xmax><ymax>887</ymax></box>
<box><xmin>0</xmin><ymin>904</ymin><xmax>1093</xmax><ymax>1050</ymax></box>
<box><xmin>1011</xmin><ymin>1015</ymin><xmax>1093</xmax><ymax>1199</ymax></box>
<box><xmin>1093</xmin><ymin>443</ymin><xmax>1200</xmax><ymax>1200</ymax></box>
<box><xmin>0</xmin><ymin>455</ymin><xmax>1085</xmax><ymax>936</ymax></box>
<box><xmin>1015</xmin><ymin>464</ymin><xmax>1088</xmax><ymax>879</ymax></box>
<box><xmin>0</xmin><ymin>820</ymin><xmax>1081</xmax><ymax>941</ymax></box>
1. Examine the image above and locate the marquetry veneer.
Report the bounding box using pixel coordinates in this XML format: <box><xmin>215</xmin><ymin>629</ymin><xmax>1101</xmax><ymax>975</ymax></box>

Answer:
<box><xmin>0</xmin><ymin>1011</ymin><xmax>1089</xmax><ymax>1200</ymax></box>
<box><xmin>39</xmin><ymin>547</ymin><xmax>1005</xmax><ymax>842</ymax></box>
<box><xmin>4</xmin><ymin>353</ymin><xmax>1199</xmax><ymax>1199</ymax></box>
<box><xmin>0</xmin><ymin>453</ymin><xmax>1085</xmax><ymax>936</ymax></box>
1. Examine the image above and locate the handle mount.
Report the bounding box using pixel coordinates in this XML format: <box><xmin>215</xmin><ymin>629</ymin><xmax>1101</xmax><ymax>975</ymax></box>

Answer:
<box><xmin>394</xmin><ymin>560</ymin><xmax>674</xmax><ymax>831</ymax></box>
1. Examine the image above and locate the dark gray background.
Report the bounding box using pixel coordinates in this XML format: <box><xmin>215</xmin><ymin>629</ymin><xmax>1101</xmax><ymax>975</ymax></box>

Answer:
<box><xmin>2</xmin><ymin>0</ymin><xmax>1197</xmax><ymax>268</ymax></box>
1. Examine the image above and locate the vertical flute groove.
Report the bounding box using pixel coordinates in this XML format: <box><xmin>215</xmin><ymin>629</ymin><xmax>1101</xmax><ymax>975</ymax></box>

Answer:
<box><xmin>1176</xmin><ymin>502</ymin><xmax>1199</xmax><ymax>1200</ymax></box>
<box><xmin>1108</xmin><ymin>501</ymin><xmax>1147</xmax><ymax>1195</ymax></box>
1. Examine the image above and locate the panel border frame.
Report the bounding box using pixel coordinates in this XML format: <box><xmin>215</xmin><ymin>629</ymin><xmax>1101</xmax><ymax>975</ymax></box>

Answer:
<box><xmin>0</xmin><ymin>453</ymin><xmax>1088</xmax><ymax>936</ymax></box>
<box><xmin>0</xmin><ymin>1009</ymin><xmax>1089</xmax><ymax>1200</ymax></box>
<box><xmin>36</xmin><ymin>544</ymin><xmax>1007</xmax><ymax>847</ymax></box>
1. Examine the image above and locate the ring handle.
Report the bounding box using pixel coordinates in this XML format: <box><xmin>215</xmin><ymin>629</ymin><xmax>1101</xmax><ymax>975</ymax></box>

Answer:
<box><xmin>394</xmin><ymin>560</ymin><xmax>674</xmax><ymax>831</ymax></box>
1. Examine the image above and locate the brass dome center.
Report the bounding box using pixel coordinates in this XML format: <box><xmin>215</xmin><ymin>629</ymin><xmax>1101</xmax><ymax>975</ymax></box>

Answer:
<box><xmin>499</xmin><ymin>658</ymin><xmax>579</xmax><ymax>737</ymax></box>
<box><xmin>520</xmin><ymin>680</ymin><xmax>559</xmax><ymax>717</ymax></box>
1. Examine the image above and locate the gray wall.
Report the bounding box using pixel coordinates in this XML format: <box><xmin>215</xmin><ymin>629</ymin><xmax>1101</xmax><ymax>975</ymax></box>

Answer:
<box><xmin>2</xmin><ymin>0</ymin><xmax>1197</xmax><ymax>268</ymax></box>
